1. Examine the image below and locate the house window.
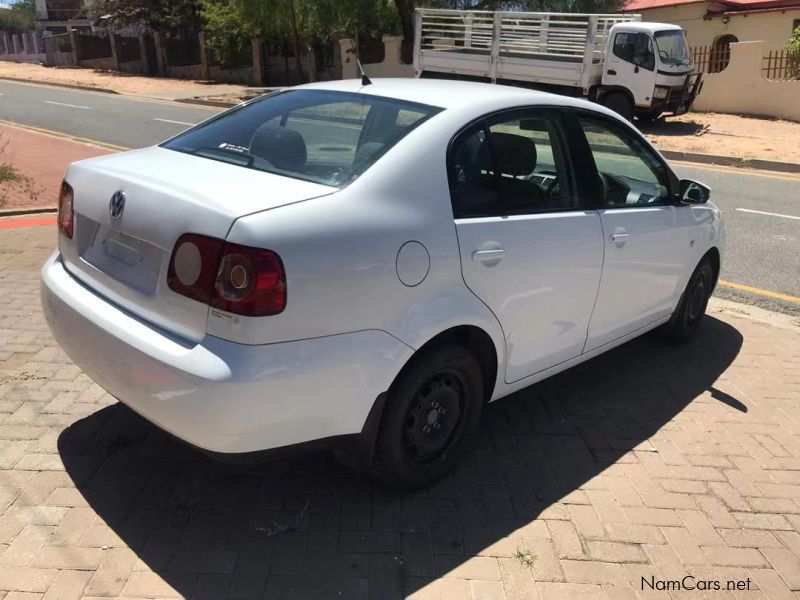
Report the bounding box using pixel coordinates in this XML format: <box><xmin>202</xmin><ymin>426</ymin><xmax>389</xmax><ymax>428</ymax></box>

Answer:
<box><xmin>710</xmin><ymin>34</ymin><xmax>738</xmax><ymax>72</ymax></box>
<box><xmin>793</xmin><ymin>18</ymin><xmax>800</xmax><ymax>34</ymax></box>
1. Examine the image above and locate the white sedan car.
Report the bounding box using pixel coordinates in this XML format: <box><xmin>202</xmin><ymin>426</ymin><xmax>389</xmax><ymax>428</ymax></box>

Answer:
<box><xmin>41</xmin><ymin>79</ymin><xmax>723</xmax><ymax>488</ymax></box>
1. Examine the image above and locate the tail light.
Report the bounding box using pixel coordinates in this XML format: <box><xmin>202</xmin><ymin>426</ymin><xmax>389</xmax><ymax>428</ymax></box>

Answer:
<box><xmin>167</xmin><ymin>234</ymin><xmax>286</xmax><ymax>317</ymax></box>
<box><xmin>58</xmin><ymin>181</ymin><xmax>74</xmax><ymax>239</ymax></box>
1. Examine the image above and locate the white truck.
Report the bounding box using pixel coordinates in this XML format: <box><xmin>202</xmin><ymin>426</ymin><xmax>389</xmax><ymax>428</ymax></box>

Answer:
<box><xmin>412</xmin><ymin>8</ymin><xmax>703</xmax><ymax>121</ymax></box>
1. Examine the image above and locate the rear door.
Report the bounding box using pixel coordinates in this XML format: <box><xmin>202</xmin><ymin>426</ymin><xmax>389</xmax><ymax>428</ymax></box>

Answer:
<box><xmin>568</xmin><ymin>111</ymin><xmax>693</xmax><ymax>352</ymax></box>
<box><xmin>451</xmin><ymin>108</ymin><xmax>604</xmax><ymax>383</ymax></box>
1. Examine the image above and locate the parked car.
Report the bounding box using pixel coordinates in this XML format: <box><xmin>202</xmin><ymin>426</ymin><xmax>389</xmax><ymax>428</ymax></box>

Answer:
<box><xmin>41</xmin><ymin>79</ymin><xmax>723</xmax><ymax>488</ymax></box>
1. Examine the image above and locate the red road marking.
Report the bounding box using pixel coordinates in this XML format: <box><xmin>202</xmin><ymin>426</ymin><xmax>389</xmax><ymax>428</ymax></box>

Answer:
<box><xmin>0</xmin><ymin>216</ymin><xmax>56</xmax><ymax>229</ymax></box>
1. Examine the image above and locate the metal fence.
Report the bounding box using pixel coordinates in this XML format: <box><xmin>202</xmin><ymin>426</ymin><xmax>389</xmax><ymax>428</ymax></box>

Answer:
<box><xmin>115</xmin><ymin>35</ymin><xmax>140</xmax><ymax>63</ymax></box>
<box><xmin>762</xmin><ymin>49</ymin><xmax>800</xmax><ymax>80</ymax></box>
<box><xmin>690</xmin><ymin>44</ymin><xmax>731</xmax><ymax>74</ymax></box>
<box><xmin>75</xmin><ymin>32</ymin><xmax>112</xmax><ymax>60</ymax></box>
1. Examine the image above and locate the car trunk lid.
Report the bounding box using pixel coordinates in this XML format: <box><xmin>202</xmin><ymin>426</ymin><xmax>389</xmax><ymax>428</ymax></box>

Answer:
<box><xmin>60</xmin><ymin>146</ymin><xmax>335</xmax><ymax>342</ymax></box>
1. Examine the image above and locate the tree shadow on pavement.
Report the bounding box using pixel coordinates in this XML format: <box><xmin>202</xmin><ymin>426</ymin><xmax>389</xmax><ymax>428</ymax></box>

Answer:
<box><xmin>57</xmin><ymin>316</ymin><xmax>743</xmax><ymax>599</ymax></box>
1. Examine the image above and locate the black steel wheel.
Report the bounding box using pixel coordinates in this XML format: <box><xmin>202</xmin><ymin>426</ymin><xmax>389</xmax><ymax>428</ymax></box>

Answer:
<box><xmin>372</xmin><ymin>345</ymin><xmax>484</xmax><ymax>489</ymax></box>
<box><xmin>664</xmin><ymin>257</ymin><xmax>714</xmax><ymax>341</ymax></box>
<box><xmin>402</xmin><ymin>369</ymin><xmax>466</xmax><ymax>466</ymax></box>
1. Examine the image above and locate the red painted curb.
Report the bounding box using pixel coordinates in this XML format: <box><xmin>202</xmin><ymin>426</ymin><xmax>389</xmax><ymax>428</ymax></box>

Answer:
<box><xmin>0</xmin><ymin>215</ymin><xmax>56</xmax><ymax>229</ymax></box>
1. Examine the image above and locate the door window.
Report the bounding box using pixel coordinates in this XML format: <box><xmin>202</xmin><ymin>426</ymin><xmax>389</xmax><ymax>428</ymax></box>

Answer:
<box><xmin>449</xmin><ymin>111</ymin><xmax>575</xmax><ymax>218</ymax></box>
<box><xmin>578</xmin><ymin>116</ymin><xmax>671</xmax><ymax>208</ymax></box>
<box><xmin>613</xmin><ymin>32</ymin><xmax>655</xmax><ymax>70</ymax></box>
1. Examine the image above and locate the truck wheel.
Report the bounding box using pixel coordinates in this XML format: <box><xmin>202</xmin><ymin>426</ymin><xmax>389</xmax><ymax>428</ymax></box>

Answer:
<box><xmin>371</xmin><ymin>345</ymin><xmax>484</xmax><ymax>489</ymax></box>
<box><xmin>662</xmin><ymin>257</ymin><xmax>714</xmax><ymax>342</ymax></box>
<box><xmin>603</xmin><ymin>92</ymin><xmax>634</xmax><ymax>121</ymax></box>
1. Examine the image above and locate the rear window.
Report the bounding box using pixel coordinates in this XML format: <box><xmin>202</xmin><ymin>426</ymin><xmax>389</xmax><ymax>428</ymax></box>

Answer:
<box><xmin>162</xmin><ymin>89</ymin><xmax>442</xmax><ymax>187</ymax></box>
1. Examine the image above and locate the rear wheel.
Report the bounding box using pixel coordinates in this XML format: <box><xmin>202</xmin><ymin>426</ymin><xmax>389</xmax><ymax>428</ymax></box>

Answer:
<box><xmin>663</xmin><ymin>257</ymin><xmax>714</xmax><ymax>341</ymax></box>
<box><xmin>602</xmin><ymin>92</ymin><xmax>634</xmax><ymax>121</ymax></box>
<box><xmin>371</xmin><ymin>345</ymin><xmax>483</xmax><ymax>489</ymax></box>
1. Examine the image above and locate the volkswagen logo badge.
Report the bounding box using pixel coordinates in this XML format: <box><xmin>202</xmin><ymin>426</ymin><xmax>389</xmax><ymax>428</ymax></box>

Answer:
<box><xmin>109</xmin><ymin>191</ymin><xmax>126</xmax><ymax>220</ymax></box>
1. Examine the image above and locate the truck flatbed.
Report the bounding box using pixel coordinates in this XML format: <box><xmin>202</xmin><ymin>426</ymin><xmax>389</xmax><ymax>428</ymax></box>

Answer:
<box><xmin>414</xmin><ymin>9</ymin><xmax>640</xmax><ymax>90</ymax></box>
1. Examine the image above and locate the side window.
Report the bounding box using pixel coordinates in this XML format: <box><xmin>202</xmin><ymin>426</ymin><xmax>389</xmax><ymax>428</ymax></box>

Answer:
<box><xmin>613</xmin><ymin>32</ymin><xmax>655</xmax><ymax>70</ymax></box>
<box><xmin>613</xmin><ymin>32</ymin><xmax>636</xmax><ymax>62</ymax></box>
<box><xmin>633</xmin><ymin>34</ymin><xmax>656</xmax><ymax>70</ymax></box>
<box><xmin>578</xmin><ymin>116</ymin><xmax>671</xmax><ymax>208</ymax></box>
<box><xmin>449</xmin><ymin>126</ymin><xmax>499</xmax><ymax>219</ymax></box>
<box><xmin>449</xmin><ymin>112</ymin><xmax>575</xmax><ymax>219</ymax></box>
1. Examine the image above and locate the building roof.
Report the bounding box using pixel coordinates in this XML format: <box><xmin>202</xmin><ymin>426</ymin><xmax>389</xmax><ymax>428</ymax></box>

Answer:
<box><xmin>622</xmin><ymin>0</ymin><xmax>800</xmax><ymax>12</ymax></box>
<box><xmin>622</xmin><ymin>0</ymin><xmax>702</xmax><ymax>11</ymax></box>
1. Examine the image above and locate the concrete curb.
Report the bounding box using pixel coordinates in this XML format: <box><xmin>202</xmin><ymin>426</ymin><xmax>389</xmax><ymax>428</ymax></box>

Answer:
<box><xmin>0</xmin><ymin>75</ymin><xmax>119</xmax><ymax>95</ymax></box>
<box><xmin>174</xmin><ymin>97</ymin><xmax>239</xmax><ymax>109</ymax></box>
<box><xmin>709</xmin><ymin>297</ymin><xmax>800</xmax><ymax>331</ymax></box>
<box><xmin>660</xmin><ymin>149</ymin><xmax>800</xmax><ymax>174</ymax></box>
<box><xmin>0</xmin><ymin>206</ymin><xmax>57</xmax><ymax>218</ymax></box>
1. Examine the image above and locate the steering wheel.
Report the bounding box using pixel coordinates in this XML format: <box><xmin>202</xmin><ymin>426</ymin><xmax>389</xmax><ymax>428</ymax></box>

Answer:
<box><xmin>544</xmin><ymin>177</ymin><xmax>560</xmax><ymax>199</ymax></box>
<box><xmin>659</xmin><ymin>49</ymin><xmax>669</xmax><ymax>60</ymax></box>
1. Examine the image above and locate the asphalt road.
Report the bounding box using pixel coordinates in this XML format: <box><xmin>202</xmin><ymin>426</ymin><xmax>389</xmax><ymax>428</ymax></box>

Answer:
<box><xmin>2</xmin><ymin>79</ymin><xmax>798</xmax><ymax>314</ymax></box>
<box><xmin>0</xmin><ymin>79</ymin><xmax>218</xmax><ymax>148</ymax></box>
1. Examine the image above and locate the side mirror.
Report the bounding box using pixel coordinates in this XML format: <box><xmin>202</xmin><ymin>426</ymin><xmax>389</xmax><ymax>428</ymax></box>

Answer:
<box><xmin>679</xmin><ymin>179</ymin><xmax>710</xmax><ymax>204</ymax></box>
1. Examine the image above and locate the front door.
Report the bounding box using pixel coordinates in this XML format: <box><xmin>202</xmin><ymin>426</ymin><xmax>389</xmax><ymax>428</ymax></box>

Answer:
<box><xmin>571</xmin><ymin>112</ymin><xmax>693</xmax><ymax>352</ymax></box>
<box><xmin>450</xmin><ymin>109</ymin><xmax>604</xmax><ymax>383</ymax></box>
<box><xmin>603</xmin><ymin>30</ymin><xmax>658</xmax><ymax>108</ymax></box>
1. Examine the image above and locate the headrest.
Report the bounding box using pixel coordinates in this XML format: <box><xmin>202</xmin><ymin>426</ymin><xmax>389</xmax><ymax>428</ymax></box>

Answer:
<box><xmin>249</xmin><ymin>125</ymin><xmax>307</xmax><ymax>170</ymax></box>
<box><xmin>485</xmin><ymin>132</ymin><xmax>537</xmax><ymax>177</ymax></box>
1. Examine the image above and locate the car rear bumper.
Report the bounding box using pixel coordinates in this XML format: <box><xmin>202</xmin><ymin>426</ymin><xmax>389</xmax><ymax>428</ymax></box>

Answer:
<box><xmin>41</xmin><ymin>252</ymin><xmax>412</xmax><ymax>455</ymax></box>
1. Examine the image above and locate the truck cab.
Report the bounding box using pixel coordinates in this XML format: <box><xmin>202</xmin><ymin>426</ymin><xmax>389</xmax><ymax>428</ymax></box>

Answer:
<box><xmin>601</xmin><ymin>22</ymin><xmax>702</xmax><ymax>120</ymax></box>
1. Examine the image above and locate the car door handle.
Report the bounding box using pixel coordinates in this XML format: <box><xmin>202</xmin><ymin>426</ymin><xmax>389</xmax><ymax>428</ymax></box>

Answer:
<box><xmin>607</xmin><ymin>69</ymin><xmax>617</xmax><ymax>76</ymax></box>
<box><xmin>472</xmin><ymin>248</ymin><xmax>506</xmax><ymax>262</ymax></box>
<box><xmin>610</xmin><ymin>232</ymin><xmax>630</xmax><ymax>242</ymax></box>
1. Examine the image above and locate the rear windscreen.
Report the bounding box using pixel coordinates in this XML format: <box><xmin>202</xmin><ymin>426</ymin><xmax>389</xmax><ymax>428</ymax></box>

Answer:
<box><xmin>162</xmin><ymin>89</ymin><xmax>442</xmax><ymax>188</ymax></box>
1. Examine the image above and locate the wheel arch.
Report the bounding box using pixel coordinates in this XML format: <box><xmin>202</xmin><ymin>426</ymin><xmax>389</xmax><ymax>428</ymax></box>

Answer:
<box><xmin>407</xmin><ymin>325</ymin><xmax>499</xmax><ymax>404</ymax></box>
<box><xmin>347</xmin><ymin>324</ymin><xmax>500</xmax><ymax>473</ymax></box>
<box><xmin>703</xmin><ymin>246</ymin><xmax>721</xmax><ymax>292</ymax></box>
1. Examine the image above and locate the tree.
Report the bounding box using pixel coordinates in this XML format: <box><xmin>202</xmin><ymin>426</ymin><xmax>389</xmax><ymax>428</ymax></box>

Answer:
<box><xmin>787</xmin><ymin>25</ymin><xmax>800</xmax><ymax>79</ymax></box>
<box><xmin>0</xmin><ymin>0</ymin><xmax>37</xmax><ymax>31</ymax></box>
<box><xmin>203</xmin><ymin>0</ymin><xmax>398</xmax><ymax>80</ymax></box>
<box><xmin>199</xmin><ymin>0</ymin><xmax>253</xmax><ymax>68</ymax></box>
<box><xmin>89</xmin><ymin>0</ymin><xmax>203</xmax><ymax>31</ymax></box>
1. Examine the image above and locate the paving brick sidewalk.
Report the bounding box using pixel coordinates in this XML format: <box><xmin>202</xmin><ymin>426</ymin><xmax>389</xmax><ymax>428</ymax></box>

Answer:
<box><xmin>0</xmin><ymin>125</ymin><xmax>112</xmax><ymax>211</ymax></box>
<box><xmin>1</xmin><ymin>224</ymin><xmax>799</xmax><ymax>599</ymax></box>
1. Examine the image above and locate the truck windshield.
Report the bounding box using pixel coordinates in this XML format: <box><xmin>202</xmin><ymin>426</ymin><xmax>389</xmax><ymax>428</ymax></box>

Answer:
<box><xmin>654</xmin><ymin>30</ymin><xmax>691</xmax><ymax>66</ymax></box>
<box><xmin>162</xmin><ymin>90</ymin><xmax>442</xmax><ymax>188</ymax></box>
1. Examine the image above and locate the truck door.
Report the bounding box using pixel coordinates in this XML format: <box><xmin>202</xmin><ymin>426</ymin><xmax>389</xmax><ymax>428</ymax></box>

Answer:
<box><xmin>603</xmin><ymin>31</ymin><xmax>658</xmax><ymax>108</ymax></box>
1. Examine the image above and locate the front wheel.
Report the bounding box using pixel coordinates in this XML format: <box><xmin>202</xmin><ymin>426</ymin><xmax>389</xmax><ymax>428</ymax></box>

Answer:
<box><xmin>602</xmin><ymin>92</ymin><xmax>634</xmax><ymax>121</ymax></box>
<box><xmin>663</xmin><ymin>257</ymin><xmax>714</xmax><ymax>341</ymax></box>
<box><xmin>371</xmin><ymin>345</ymin><xmax>484</xmax><ymax>489</ymax></box>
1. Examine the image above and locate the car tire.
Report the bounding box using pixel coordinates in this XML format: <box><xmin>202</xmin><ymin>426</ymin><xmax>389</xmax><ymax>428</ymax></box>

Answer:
<box><xmin>603</xmin><ymin>92</ymin><xmax>634</xmax><ymax>121</ymax></box>
<box><xmin>371</xmin><ymin>345</ymin><xmax>484</xmax><ymax>489</ymax></box>
<box><xmin>663</xmin><ymin>257</ymin><xmax>714</xmax><ymax>342</ymax></box>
